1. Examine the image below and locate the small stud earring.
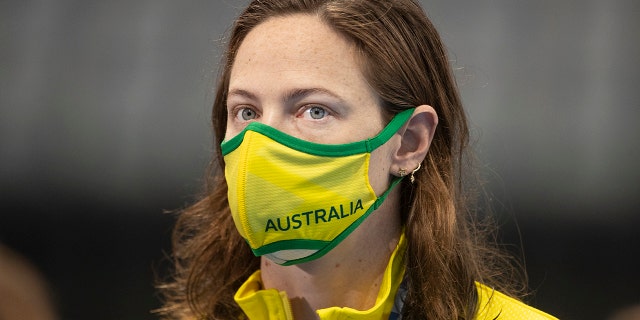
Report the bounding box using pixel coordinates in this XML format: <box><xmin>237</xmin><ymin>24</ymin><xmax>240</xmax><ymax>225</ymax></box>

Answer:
<box><xmin>398</xmin><ymin>168</ymin><xmax>407</xmax><ymax>177</ymax></box>
<box><xmin>410</xmin><ymin>163</ymin><xmax>421</xmax><ymax>183</ymax></box>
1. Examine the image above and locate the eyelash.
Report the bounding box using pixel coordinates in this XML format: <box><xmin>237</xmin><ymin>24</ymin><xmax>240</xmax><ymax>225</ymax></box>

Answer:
<box><xmin>229</xmin><ymin>104</ymin><xmax>333</xmax><ymax>123</ymax></box>
<box><xmin>229</xmin><ymin>105</ymin><xmax>258</xmax><ymax>123</ymax></box>
<box><xmin>300</xmin><ymin>104</ymin><xmax>330</xmax><ymax>120</ymax></box>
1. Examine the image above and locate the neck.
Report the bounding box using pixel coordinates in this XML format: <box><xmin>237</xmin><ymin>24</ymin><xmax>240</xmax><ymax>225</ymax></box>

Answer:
<box><xmin>260</xmin><ymin>193</ymin><xmax>402</xmax><ymax>319</ymax></box>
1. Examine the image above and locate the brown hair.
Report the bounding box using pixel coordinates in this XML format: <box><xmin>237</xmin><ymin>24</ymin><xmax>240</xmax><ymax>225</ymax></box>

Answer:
<box><xmin>158</xmin><ymin>0</ymin><xmax>524</xmax><ymax>319</ymax></box>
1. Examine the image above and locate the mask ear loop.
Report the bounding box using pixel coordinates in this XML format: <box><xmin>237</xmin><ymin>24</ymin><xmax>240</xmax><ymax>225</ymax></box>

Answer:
<box><xmin>410</xmin><ymin>163</ymin><xmax>421</xmax><ymax>183</ymax></box>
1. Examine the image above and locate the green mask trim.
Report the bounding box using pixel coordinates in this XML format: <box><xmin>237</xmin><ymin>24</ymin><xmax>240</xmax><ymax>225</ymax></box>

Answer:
<box><xmin>223</xmin><ymin>107</ymin><xmax>416</xmax><ymax>266</ymax></box>
<box><xmin>252</xmin><ymin>176</ymin><xmax>404</xmax><ymax>266</ymax></box>
<box><xmin>221</xmin><ymin>108</ymin><xmax>415</xmax><ymax>157</ymax></box>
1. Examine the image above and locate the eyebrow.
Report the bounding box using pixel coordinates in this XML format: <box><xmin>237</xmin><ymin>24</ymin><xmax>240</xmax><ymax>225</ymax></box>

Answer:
<box><xmin>227</xmin><ymin>88</ymin><xmax>258</xmax><ymax>101</ymax></box>
<box><xmin>283</xmin><ymin>87</ymin><xmax>345</xmax><ymax>103</ymax></box>
<box><xmin>227</xmin><ymin>87</ymin><xmax>345</xmax><ymax>104</ymax></box>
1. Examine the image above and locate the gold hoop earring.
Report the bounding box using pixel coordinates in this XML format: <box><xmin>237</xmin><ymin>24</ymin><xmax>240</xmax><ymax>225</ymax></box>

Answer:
<box><xmin>398</xmin><ymin>168</ymin><xmax>407</xmax><ymax>177</ymax></box>
<box><xmin>410</xmin><ymin>163</ymin><xmax>421</xmax><ymax>183</ymax></box>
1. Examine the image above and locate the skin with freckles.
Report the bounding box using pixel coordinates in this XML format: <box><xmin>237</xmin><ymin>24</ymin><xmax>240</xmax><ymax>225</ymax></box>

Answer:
<box><xmin>226</xmin><ymin>14</ymin><xmax>402</xmax><ymax>197</ymax></box>
<box><xmin>158</xmin><ymin>2</ymin><xmax>546</xmax><ymax>318</ymax></box>
<box><xmin>225</xmin><ymin>14</ymin><xmax>437</xmax><ymax>319</ymax></box>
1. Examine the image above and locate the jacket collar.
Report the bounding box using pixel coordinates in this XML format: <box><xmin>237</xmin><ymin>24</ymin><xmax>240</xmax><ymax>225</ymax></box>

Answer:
<box><xmin>235</xmin><ymin>233</ymin><xmax>407</xmax><ymax>319</ymax></box>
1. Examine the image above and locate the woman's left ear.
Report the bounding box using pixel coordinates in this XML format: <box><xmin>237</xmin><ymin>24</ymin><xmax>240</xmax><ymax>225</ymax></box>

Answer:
<box><xmin>392</xmin><ymin>105</ymin><xmax>438</xmax><ymax>175</ymax></box>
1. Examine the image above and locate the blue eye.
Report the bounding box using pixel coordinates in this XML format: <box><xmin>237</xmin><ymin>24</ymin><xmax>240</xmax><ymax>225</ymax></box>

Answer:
<box><xmin>236</xmin><ymin>108</ymin><xmax>257</xmax><ymax>121</ymax></box>
<box><xmin>305</xmin><ymin>106</ymin><xmax>327</xmax><ymax>120</ymax></box>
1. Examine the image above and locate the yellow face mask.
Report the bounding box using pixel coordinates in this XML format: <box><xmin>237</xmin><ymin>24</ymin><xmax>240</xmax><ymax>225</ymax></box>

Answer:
<box><xmin>222</xmin><ymin>108</ymin><xmax>414</xmax><ymax>266</ymax></box>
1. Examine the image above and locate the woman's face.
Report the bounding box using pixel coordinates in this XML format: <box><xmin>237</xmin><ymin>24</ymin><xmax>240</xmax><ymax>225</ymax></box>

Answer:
<box><xmin>226</xmin><ymin>14</ymin><xmax>399</xmax><ymax>195</ymax></box>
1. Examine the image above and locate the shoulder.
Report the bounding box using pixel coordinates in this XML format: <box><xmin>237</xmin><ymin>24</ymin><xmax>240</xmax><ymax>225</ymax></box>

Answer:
<box><xmin>474</xmin><ymin>282</ymin><xmax>558</xmax><ymax>320</ymax></box>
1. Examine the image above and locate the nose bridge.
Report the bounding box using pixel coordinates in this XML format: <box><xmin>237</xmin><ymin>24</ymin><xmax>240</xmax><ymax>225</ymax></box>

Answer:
<box><xmin>260</xmin><ymin>107</ymin><xmax>281</xmax><ymax>128</ymax></box>
<box><xmin>259</xmin><ymin>102</ymin><xmax>290</xmax><ymax>133</ymax></box>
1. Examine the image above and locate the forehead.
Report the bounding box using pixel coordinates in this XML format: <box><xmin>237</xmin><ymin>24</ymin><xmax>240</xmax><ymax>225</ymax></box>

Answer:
<box><xmin>229</xmin><ymin>14</ymin><xmax>370</xmax><ymax>95</ymax></box>
<box><xmin>236</xmin><ymin>14</ymin><xmax>354</xmax><ymax>62</ymax></box>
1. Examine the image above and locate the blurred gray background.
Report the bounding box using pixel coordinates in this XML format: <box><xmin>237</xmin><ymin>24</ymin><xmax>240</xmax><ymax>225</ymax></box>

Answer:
<box><xmin>1</xmin><ymin>1</ymin><xmax>638</xmax><ymax>319</ymax></box>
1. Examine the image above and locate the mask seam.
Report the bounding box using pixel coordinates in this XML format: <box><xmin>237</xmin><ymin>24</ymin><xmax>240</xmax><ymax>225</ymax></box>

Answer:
<box><xmin>221</xmin><ymin>108</ymin><xmax>415</xmax><ymax>157</ymax></box>
<box><xmin>238</xmin><ymin>131</ymin><xmax>253</xmax><ymax>248</ymax></box>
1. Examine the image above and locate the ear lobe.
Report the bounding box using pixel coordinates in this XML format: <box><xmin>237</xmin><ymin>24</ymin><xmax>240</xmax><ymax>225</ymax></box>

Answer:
<box><xmin>393</xmin><ymin>105</ymin><xmax>438</xmax><ymax>174</ymax></box>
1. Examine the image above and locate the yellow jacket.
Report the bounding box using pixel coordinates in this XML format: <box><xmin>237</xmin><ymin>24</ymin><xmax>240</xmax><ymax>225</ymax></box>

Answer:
<box><xmin>235</xmin><ymin>234</ymin><xmax>557</xmax><ymax>320</ymax></box>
